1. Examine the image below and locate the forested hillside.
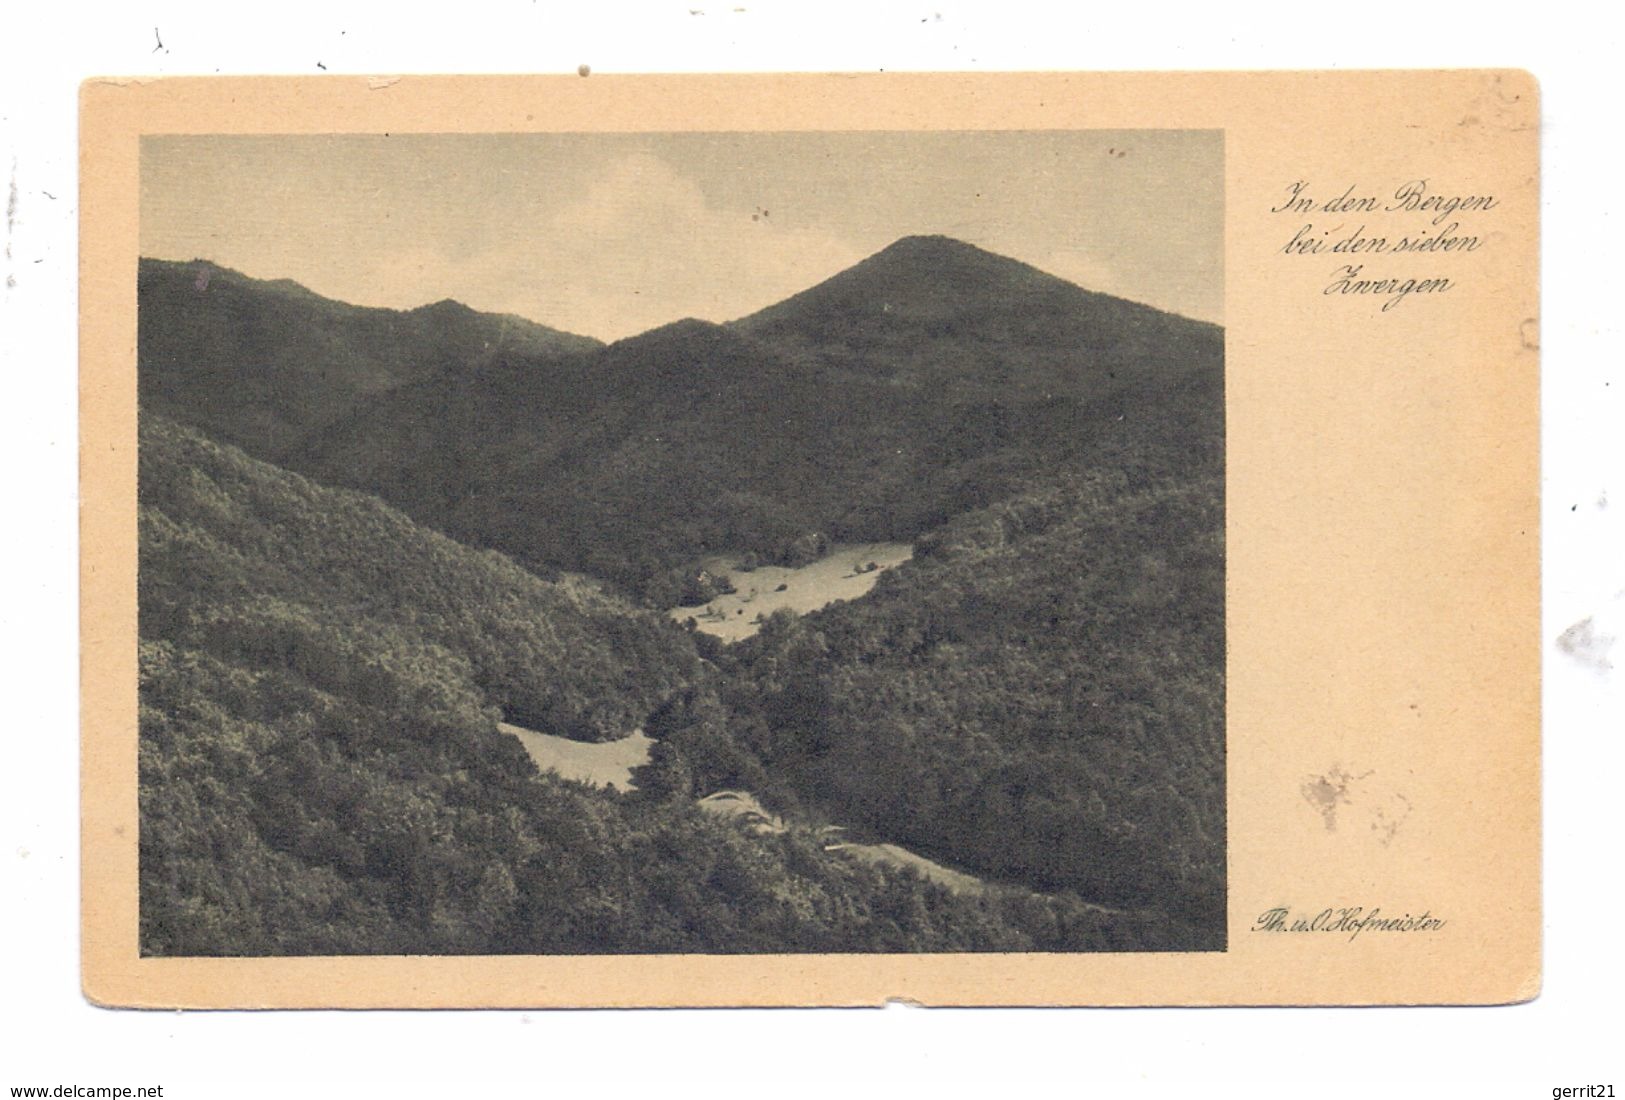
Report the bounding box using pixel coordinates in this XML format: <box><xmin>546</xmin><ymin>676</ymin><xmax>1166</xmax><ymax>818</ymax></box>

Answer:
<box><xmin>138</xmin><ymin>417</ymin><xmax>1196</xmax><ymax>955</ymax></box>
<box><xmin>140</xmin><ymin>416</ymin><xmax>694</xmax><ymax>741</ymax></box>
<box><xmin>138</xmin><ymin>258</ymin><xmax>601</xmax><ymax>466</ymax></box>
<box><xmin>138</xmin><ymin>235</ymin><xmax>1225</xmax><ymax>955</ymax></box>
<box><xmin>142</xmin><ymin>239</ymin><xmax>1221</xmax><ymax>605</ymax></box>
<box><xmin>716</xmin><ymin>470</ymin><xmax>1226</xmax><ymax>937</ymax></box>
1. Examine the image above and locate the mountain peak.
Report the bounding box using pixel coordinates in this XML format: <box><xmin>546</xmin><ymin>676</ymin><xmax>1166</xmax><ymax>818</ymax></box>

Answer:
<box><xmin>607</xmin><ymin>317</ymin><xmax>762</xmax><ymax>365</ymax></box>
<box><xmin>732</xmin><ymin>235</ymin><xmax>1075</xmax><ymax>339</ymax></box>
<box><xmin>872</xmin><ymin>234</ymin><xmax>999</xmax><ymax>260</ymax></box>
<box><xmin>412</xmin><ymin>297</ymin><xmax>477</xmax><ymax>316</ymax></box>
<box><xmin>854</xmin><ymin>234</ymin><xmax>1061</xmax><ymax>290</ymax></box>
<box><xmin>611</xmin><ymin>316</ymin><xmax>731</xmax><ymax>349</ymax></box>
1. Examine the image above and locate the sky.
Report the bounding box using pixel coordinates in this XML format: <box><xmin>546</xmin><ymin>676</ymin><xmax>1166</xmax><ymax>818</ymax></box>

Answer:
<box><xmin>142</xmin><ymin>130</ymin><xmax>1223</xmax><ymax>342</ymax></box>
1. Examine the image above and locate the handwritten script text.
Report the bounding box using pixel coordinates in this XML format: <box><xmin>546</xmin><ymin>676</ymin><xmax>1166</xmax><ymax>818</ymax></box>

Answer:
<box><xmin>1270</xmin><ymin>180</ymin><xmax>1499</xmax><ymax>311</ymax></box>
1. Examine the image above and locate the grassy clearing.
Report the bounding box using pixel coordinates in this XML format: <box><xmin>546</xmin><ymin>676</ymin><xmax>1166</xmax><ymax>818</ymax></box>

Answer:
<box><xmin>671</xmin><ymin>541</ymin><xmax>914</xmax><ymax>641</ymax></box>
<box><xmin>497</xmin><ymin>722</ymin><xmax>653</xmax><ymax>791</ymax></box>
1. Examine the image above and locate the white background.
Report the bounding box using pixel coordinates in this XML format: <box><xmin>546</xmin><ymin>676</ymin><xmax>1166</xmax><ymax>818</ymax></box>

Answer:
<box><xmin>2</xmin><ymin>3</ymin><xmax>1620</xmax><ymax>1095</ymax></box>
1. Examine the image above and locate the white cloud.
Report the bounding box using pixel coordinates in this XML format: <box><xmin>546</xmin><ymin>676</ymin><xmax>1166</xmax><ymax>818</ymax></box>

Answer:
<box><xmin>506</xmin><ymin>152</ymin><xmax>867</xmax><ymax>339</ymax></box>
<box><xmin>306</xmin><ymin>152</ymin><xmax>868</xmax><ymax>341</ymax></box>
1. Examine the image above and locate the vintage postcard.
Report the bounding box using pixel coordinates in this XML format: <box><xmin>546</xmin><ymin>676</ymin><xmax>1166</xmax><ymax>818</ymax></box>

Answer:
<box><xmin>80</xmin><ymin>71</ymin><xmax>1539</xmax><ymax>1007</ymax></box>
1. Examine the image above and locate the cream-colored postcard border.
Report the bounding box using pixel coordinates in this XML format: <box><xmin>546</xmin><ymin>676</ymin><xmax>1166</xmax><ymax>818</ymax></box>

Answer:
<box><xmin>81</xmin><ymin>71</ymin><xmax>1540</xmax><ymax>1007</ymax></box>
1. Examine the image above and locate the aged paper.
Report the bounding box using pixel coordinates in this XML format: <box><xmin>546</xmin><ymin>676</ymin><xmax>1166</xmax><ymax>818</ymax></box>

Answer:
<box><xmin>80</xmin><ymin>70</ymin><xmax>1539</xmax><ymax>1007</ymax></box>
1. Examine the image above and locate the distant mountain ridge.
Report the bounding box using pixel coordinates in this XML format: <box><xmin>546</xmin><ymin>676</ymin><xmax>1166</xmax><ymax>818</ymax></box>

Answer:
<box><xmin>138</xmin><ymin>258</ymin><xmax>602</xmax><ymax>465</ymax></box>
<box><xmin>739</xmin><ymin>234</ymin><xmax>1202</xmax><ymax>330</ymax></box>
<box><xmin>136</xmin><ymin>238</ymin><xmax>1227</xmax><ymax>954</ymax></box>
<box><xmin>734</xmin><ymin>235</ymin><xmax>1219</xmax><ymax>390</ymax></box>
<box><xmin>140</xmin><ymin>238</ymin><xmax>1222</xmax><ymax>600</ymax></box>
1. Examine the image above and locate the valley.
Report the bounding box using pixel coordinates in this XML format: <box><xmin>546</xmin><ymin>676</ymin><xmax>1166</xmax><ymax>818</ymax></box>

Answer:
<box><xmin>135</xmin><ymin>235</ymin><xmax>1225</xmax><ymax>956</ymax></box>
<box><xmin>670</xmin><ymin>541</ymin><xmax>915</xmax><ymax>641</ymax></box>
<box><xmin>498</xmin><ymin>722</ymin><xmax>653</xmax><ymax>791</ymax></box>
<box><xmin>510</xmin><ymin>731</ymin><xmax>991</xmax><ymax>898</ymax></box>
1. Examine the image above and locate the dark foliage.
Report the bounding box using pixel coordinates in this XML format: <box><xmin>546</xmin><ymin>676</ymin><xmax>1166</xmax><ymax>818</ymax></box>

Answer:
<box><xmin>719</xmin><ymin>471</ymin><xmax>1226</xmax><ymax>940</ymax></box>
<box><xmin>138</xmin><ymin>258</ymin><xmax>601</xmax><ymax>466</ymax></box>
<box><xmin>139</xmin><ymin>417</ymin><xmax>1194</xmax><ymax>955</ymax></box>
<box><xmin>142</xmin><ymin>239</ymin><xmax>1220</xmax><ymax>605</ymax></box>
<box><xmin>137</xmin><ymin>235</ymin><xmax>1225</xmax><ymax>955</ymax></box>
<box><xmin>140</xmin><ymin>416</ymin><xmax>691</xmax><ymax>742</ymax></box>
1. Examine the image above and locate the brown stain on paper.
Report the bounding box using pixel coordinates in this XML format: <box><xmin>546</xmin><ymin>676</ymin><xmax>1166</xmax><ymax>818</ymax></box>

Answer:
<box><xmin>1302</xmin><ymin>766</ymin><xmax>1411</xmax><ymax>846</ymax></box>
<box><xmin>1302</xmin><ymin>765</ymin><xmax>1367</xmax><ymax>831</ymax></box>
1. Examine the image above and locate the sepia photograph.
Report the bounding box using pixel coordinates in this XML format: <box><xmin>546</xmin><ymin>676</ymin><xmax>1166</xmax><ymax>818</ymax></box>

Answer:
<box><xmin>0</xmin><ymin>3</ymin><xmax>1583</xmax><ymax>1083</ymax></box>
<box><xmin>133</xmin><ymin>128</ymin><xmax>1227</xmax><ymax>958</ymax></box>
<box><xmin>76</xmin><ymin>68</ymin><xmax>1541</xmax><ymax>1012</ymax></box>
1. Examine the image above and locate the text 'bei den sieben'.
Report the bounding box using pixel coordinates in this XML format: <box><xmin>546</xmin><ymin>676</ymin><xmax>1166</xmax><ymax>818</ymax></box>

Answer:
<box><xmin>1270</xmin><ymin>179</ymin><xmax>1499</xmax><ymax>312</ymax></box>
